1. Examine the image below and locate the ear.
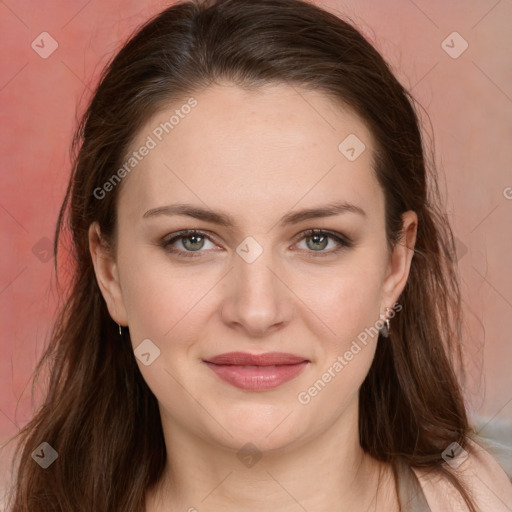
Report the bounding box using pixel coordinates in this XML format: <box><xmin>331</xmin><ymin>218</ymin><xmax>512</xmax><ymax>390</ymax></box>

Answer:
<box><xmin>381</xmin><ymin>210</ymin><xmax>418</xmax><ymax>311</ymax></box>
<box><xmin>88</xmin><ymin>222</ymin><xmax>129</xmax><ymax>326</ymax></box>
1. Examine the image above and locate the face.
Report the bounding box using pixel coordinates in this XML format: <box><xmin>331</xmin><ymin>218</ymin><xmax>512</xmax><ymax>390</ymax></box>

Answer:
<box><xmin>90</xmin><ymin>83</ymin><xmax>416</xmax><ymax>453</ymax></box>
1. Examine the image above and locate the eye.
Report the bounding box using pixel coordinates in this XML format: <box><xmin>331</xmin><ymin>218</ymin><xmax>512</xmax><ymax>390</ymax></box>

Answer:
<box><xmin>293</xmin><ymin>229</ymin><xmax>352</xmax><ymax>256</ymax></box>
<box><xmin>160</xmin><ymin>228</ymin><xmax>353</xmax><ymax>258</ymax></box>
<box><xmin>161</xmin><ymin>229</ymin><xmax>218</xmax><ymax>257</ymax></box>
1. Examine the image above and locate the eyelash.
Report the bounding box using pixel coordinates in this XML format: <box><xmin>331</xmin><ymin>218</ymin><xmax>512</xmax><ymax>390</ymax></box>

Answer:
<box><xmin>159</xmin><ymin>229</ymin><xmax>353</xmax><ymax>259</ymax></box>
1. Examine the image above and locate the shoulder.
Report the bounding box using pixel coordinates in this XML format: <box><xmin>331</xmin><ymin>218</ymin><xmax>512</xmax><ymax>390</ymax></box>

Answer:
<box><xmin>412</xmin><ymin>436</ymin><xmax>512</xmax><ymax>512</ymax></box>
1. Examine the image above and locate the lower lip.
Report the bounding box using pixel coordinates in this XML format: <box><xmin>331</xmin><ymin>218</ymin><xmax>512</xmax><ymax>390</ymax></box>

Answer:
<box><xmin>203</xmin><ymin>361</ymin><xmax>309</xmax><ymax>390</ymax></box>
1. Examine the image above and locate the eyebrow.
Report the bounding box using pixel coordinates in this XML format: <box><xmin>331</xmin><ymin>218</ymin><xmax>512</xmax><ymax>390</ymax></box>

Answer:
<box><xmin>143</xmin><ymin>200</ymin><xmax>366</xmax><ymax>228</ymax></box>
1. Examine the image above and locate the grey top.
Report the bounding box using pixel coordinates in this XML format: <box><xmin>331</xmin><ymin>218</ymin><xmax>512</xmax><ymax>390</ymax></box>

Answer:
<box><xmin>396</xmin><ymin>458</ymin><xmax>432</xmax><ymax>512</ymax></box>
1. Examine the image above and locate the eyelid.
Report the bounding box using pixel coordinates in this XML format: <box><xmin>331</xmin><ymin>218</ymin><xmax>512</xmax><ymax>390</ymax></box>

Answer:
<box><xmin>160</xmin><ymin>228</ymin><xmax>352</xmax><ymax>257</ymax></box>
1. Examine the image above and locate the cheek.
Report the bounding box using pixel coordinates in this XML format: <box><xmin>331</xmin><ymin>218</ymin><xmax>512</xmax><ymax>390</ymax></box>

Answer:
<box><xmin>116</xmin><ymin>246</ymin><xmax>204</xmax><ymax>346</ymax></box>
<box><xmin>117</xmin><ymin>255</ymin><xmax>211</xmax><ymax>407</ymax></box>
<box><xmin>296</xmin><ymin>258</ymin><xmax>384</xmax><ymax>351</ymax></box>
<box><xmin>294</xmin><ymin>264</ymin><xmax>383</xmax><ymax>416</ymax></box>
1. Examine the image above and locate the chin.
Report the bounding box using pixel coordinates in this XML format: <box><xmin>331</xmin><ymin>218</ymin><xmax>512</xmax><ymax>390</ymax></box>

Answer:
<box><xmin>213</xmin><ymin>428</ymin><xmax>303</xmax><ymax>457</ymax></box>
<box><xmin>204</xmin><ymin>404</ymin><xmax>309</xmax><ymax>453</ymax></box>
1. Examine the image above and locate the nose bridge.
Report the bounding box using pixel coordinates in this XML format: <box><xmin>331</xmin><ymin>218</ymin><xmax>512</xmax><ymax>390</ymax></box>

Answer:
<box><xmin>236</xmin><ymin>235</ymin><xmax>281</xmax><ymax>305</ymax></box>
<box><xmin>222</xmin><ymin>235</ymin><xmax>292</xmax><ymax>334</ymax></box>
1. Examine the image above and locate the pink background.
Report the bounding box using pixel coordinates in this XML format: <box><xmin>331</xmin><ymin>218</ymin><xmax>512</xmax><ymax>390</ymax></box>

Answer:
<box><xmin>1</xmin><ymin>0</ymin><xmax>511</xmax><ymax>495</ymax></box>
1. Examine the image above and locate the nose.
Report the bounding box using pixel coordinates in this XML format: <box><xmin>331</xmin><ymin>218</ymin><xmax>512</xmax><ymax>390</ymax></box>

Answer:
<box><xmin>220</xmin><ymin>244</ymin><xmax>294</xmax><ymax>338</ymax></box>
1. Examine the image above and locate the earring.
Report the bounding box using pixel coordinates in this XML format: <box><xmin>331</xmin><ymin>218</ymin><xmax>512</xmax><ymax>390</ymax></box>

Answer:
<box><xmin>379</xmin><ymin>308</ymin><xmax>392</xmax><ymax>338</ymax></box>
<box><xmin>379</xmin><ymin>318</ymin><xmax>390</xmax><ymax>338</ymax></box>
<box><xmin>118</xmin><ymin>324</ymin><xmax>123</xmax><ymax>336</ymax></box>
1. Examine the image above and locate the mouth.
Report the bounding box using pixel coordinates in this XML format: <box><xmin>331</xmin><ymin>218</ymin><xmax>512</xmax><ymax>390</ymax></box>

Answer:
<box><xmin>203</xmin><ymin>352</ymin><xmax>310</xmax><ymax>391</ymax></box>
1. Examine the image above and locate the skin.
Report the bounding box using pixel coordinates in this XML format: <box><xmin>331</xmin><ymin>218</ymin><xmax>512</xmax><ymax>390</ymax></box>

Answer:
<box><xmin>89</xmin><ymin>83</ymin><xmax>417</xmax><ymax>511</ymax></box>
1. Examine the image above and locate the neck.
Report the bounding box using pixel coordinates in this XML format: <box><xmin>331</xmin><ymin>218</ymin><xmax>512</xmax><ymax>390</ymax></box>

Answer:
<box><xmin>146</xmin><ymin>401</ymin><xmax>398</xmax><ymax>512</ymax></box>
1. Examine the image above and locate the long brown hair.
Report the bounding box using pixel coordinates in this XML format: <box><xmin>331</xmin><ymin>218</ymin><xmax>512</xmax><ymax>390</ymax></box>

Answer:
<box><xmin>7</xmin><ymin>0</ymin><xmax>480</xmax><ymax>510</ymax></box>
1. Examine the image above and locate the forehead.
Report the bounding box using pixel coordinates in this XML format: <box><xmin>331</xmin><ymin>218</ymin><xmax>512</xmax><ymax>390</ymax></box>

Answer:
<box><xmin>117</xmin><ymin>83</ymin><xmax>383</xmax><ymax>229</ymax></box>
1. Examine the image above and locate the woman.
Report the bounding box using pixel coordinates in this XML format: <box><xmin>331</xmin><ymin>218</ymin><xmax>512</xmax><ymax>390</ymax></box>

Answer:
<box><xmin>7</xmin><ymin>0</ymin><xmax>512</xmax><ymax>510</ymax></box>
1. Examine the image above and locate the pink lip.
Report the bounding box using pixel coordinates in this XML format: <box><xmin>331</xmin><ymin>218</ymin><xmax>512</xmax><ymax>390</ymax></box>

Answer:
<box><xmin>203</xmin><ymin>352</ymin><xmax>309</xmax><ymax>391</ymax></box>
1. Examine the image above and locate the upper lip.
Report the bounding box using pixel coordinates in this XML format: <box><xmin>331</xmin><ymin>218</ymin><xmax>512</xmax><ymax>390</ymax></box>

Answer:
<box><xmin>204</xmin><ymin>352</ymin><xmax>308</xmax><ymax>366</ymax></box>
